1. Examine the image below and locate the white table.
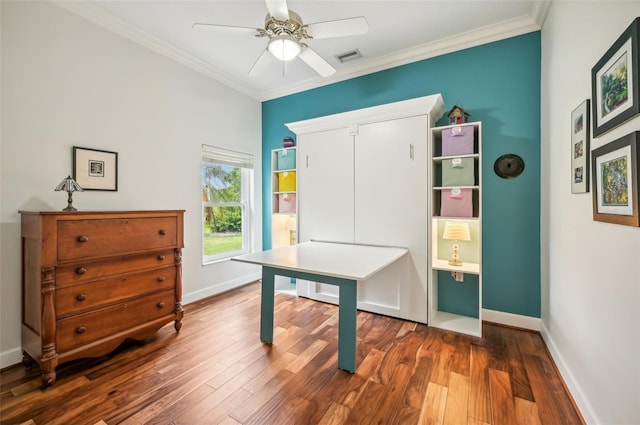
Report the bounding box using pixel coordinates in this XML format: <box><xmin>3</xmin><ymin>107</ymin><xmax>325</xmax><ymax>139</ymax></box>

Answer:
<box><xmin>231</xmin><ymin>240</ymin><xmax>408</xmax><ymax>372</ymax></box>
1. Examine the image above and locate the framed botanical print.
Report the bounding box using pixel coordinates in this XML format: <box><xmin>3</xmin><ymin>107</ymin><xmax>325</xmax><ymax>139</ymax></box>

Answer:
<box><xmin>571</xmin><ymin>99</ymin><xmax>590</xmax><ymax>193</ymax></box>
<box><xmin>591</xmin><ymin>18</ymin><xmax>640</xmax><ymax>137</ymax></box>
<box><xmin>592</xmin><ymin>131</ymin><xmax>639</xmax><ymax>226</ymax></box>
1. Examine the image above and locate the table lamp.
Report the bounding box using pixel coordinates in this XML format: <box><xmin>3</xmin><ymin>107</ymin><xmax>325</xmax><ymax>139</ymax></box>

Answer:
<box><xmin>442</xmin><ymin>221</ymin><xmax>471</xmax><ymax>266</ymax></box>
<box><xmin>54</xmin><ymin>175</ymin><xmax>84</xmax><ymax>211</ymax></box>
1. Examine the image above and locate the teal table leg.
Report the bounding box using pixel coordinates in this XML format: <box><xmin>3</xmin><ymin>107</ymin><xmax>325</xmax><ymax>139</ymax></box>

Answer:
<box><xmin>338</xmin><ymin>279</ymin><xmax>357</xmax><ymax>372</ymax></box>
<box><xmin>257</xmin><ymin>265</ymin><xmax>358</xmax><ymax>372</ymax></box>
<box><xmin>260</xmin><ymin>267</ymin><xmax>276</xmax><ymax>344</ymax></box>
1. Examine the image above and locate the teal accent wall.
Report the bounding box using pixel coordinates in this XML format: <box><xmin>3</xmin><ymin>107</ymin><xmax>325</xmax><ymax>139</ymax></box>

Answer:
<box><xmin>262</xmin><ymin>32</ymin><xmax>541</xmax><ymax>318</ymax></box>
<box><xmin>438</xmin><ymin>271</ymin><xmax>480</xmax><ymax>318</ymax></box>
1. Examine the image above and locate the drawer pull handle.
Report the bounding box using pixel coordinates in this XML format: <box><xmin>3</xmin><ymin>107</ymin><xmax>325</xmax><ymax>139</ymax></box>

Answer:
<box><xmin>76</xmin><ymin>267</ymin><xmax>87</xmax><ymax>275</ymax></box>
<box><xmin>157</xmin><ymin>302</ymin><xmax>165</xmax><ymax>308</ymax></box>
<box><xmin>158</xmin><ymin>255</ymin><xmax>166</xmax><ymax>261</ymax></box>
<box><xmin>77</xmin><ymin>235</ymin><xmax>89</xmax><ymax>242</ymax></box>
<box><xmin>76</xmin><ymin>326</ymin><xmax>86</xmax><ymax>334</ymax></box>
<box><xmin>157</xmin><ymin>276</ymin><xmax>166</xmax><ymax>282</ymax></box>
<box><xmin>76</xmin><ymin>294</ymin><xmax>87</xmax><ymax>301</ymax></box>
<box><xmin>158</xmin><ymin>229</ymin><xmax>167</xmax><ymax>236</ymax></box>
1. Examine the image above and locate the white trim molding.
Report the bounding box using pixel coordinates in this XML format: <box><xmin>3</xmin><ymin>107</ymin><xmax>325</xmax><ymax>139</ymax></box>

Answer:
<box><xmin>482</xmin><ymin>308</ymin><xmax>541</xmax><ymax>331</ymax></box>
<box><xmin>540</xmin><ymin>321</ymin><xmax>599</xmax><ymax>425</ymax></box>
<box><xmin>182</xmin><ymin>273</ymin><xmax>261</xmax><ymax>306</ymax></box>
<box><xmin>0</xmin><ymin>347</ymin><xmax>23</xmax><ymax>370</ymax></box>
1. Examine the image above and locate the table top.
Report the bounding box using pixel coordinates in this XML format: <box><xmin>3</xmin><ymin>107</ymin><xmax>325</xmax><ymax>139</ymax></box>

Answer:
<box><xmin>231</xmin><ymin>240</ymin><xmax>408</xmax><ymax>281</ymax></box>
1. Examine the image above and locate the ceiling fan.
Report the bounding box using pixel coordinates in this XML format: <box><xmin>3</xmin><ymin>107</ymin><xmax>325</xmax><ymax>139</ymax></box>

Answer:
<box><xmin>193</xmin><ymin>0</ymin><xmax>368</xmax><ymax>77</ymax></box>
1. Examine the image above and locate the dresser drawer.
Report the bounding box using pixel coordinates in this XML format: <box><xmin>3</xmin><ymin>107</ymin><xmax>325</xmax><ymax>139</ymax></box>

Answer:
<box><xmin>56</xmin><ymin>249</ymin><xmax>175</xmax><ymax>286</ymax></box>
<box><xmin>57</xmin><ymin>217</ymin><xmax>178</xmax><ymax>261</ymax></box>
<box><xmin>56</xmin><ymin>290</ymin><xmax>175</xmax><ymax>352</ymax></box>
<box><xmin>55</xmin><ymin>266</ymin><xmax>176</xmax><ymax>317</ymax></box>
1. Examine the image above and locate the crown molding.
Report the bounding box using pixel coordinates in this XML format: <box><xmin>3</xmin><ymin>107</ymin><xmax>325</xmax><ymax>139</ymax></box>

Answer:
<box><xmin>50</xmin><ymin>0</ymin><xmax>258</xmax><ymax>98</ymax></box>
<box><xmin>50</xmin><ymin>0</ymin><xmax>549</xmax><ymax>103</ymax></box>
<box><xmin>285</xmin><ymin>93</ymin><xmax>445</xmax><ymax>134</ymax></box>
<box><xmin>259</xmin><ymin>10</ymin><xmax>547</xmax><ymax>101</ymax></box>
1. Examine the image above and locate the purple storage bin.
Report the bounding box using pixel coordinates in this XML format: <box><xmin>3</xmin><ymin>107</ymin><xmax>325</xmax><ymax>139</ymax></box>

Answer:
<box><xmin>440</xmin><ymin>188</ymin><xmax>473</xmax><ymax>217</ymax></box>
<box><xmin>278</xmin><ymin>193</ymin><xmax>296</xmax><ymax>213</ymax></box>
<box><xmin>442</xmin><ymin>125</ymin><xmax>474</xmax><ymax>156</ymax></box>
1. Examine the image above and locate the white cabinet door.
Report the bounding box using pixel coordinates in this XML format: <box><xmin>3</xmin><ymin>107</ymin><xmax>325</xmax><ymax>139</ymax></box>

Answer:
<box><xmin>295</xmin><ymin>117</ymin><xmax>430</xmax><ymax>324</ymax></box>
<box><xmin>354</xmin><ymin>115</ymin><xmax>429</xmax><ymax>322</ymax></box>
<box><xmin>296</xmin><ymin>127</ymin><xmax>354</xmax><ymax>301</ymax></box>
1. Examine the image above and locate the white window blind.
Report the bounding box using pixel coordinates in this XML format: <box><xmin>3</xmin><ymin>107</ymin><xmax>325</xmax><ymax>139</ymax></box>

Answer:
<box><xmin>202</xmin><ymin>144</ymin><xmax>254</xmax><ymax>169</ymax></box>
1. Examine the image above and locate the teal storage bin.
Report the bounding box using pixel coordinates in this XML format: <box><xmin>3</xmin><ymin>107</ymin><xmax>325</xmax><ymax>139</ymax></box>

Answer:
<box><xmin>277</xmin><ymin>149</ymin><xmax>296</xmax><ymax>170</ymax></box>
<box><xmin>442</xmin><ymin>157</ymin><xmax>475</xmax><ymax>186</ymax></box>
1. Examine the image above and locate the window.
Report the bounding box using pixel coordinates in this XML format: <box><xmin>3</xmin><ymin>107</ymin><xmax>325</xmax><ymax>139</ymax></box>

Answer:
<box><xmin>201</xmin><ymin>145</ymin><xmax>254</xmax><ymax>264</ymax></box>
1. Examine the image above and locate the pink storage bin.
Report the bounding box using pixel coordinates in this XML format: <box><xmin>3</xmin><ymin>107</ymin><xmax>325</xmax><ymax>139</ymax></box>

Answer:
<box><xmin>440</xmin><ymin>188</ymin><xmax>473</xmax><ymax>217</ymax></box>
<box><xmin>278</xmin><ymin>193</ymin><xmax>296</xmax><ymax>213</ymax></box>
<box><xmin>442</xmin><ymin>125</ymin><xmax>474</xmax><ymax>156</ymax></box>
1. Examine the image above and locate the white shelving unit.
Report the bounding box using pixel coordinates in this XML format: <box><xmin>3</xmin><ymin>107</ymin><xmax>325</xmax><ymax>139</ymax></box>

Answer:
<box><xmin>271</xmin><ymin>146</ymin><xmax>297</xmax><ymax>295</ymax></box>
<box><xmin>429</xmin><ymin>122</ymin><xmax>482</xmax><ymax>337</ymax></box>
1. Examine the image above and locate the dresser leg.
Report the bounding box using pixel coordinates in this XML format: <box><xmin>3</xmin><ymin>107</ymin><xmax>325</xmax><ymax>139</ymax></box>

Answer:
<box><xmin>41</xmin><ymin>369</ymin><xmax>56</xmax><ymax>388</ymax></box>
<box><xmin>22</xmin><ymin>352</ymin><xmax>34</xmax><ymax>368</ymax></box>
<box><xmin>174</xmin><ymin>303</ymin><xmax>184</xmax><ymax>331</ymax></box>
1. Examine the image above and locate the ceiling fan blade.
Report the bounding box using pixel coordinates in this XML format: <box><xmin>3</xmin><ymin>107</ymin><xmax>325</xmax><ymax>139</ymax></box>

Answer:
<box><xmin>298</xmin><ymin>47</ymin><xmax>336</xmax><ymax>77</ymax></box>
<box><xmin>306</xmin><ymin>17</ymin><xmax>368</xmax><ymax>39</ymax></box>
<box><xmin>192</xmin><ymin>23</ymin><xmax>258</xmax><ymax>36</ymax></box>
<box><xmin>249</xmin><ymin>49</ymin><xmax>275</xmax><ymax>76</ymax></box>
<box><xmin>265</xmin><ymin>0</ymin><xmax>289</xmax><ymax>21</ymax></box>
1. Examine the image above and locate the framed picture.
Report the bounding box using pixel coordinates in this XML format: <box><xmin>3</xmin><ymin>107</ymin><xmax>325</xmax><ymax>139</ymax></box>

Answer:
<box><xmin>592</xmin><ymin>131</ymin><xmax>639</xmax><ymax>226</ymax></box>
<box><xmin>73</xmin><ymin>146</ymin><xmax>118</xmax><ymax>191</ymax></box>
<box><xmin>591</xmin><ymin>17</ymin><xmax>640</xmax><ymax>137</ymax></box>
<box><xmin>571</xmin><ymin>99</ymin><xmax>590</xmax><ymax>193</ymax></box>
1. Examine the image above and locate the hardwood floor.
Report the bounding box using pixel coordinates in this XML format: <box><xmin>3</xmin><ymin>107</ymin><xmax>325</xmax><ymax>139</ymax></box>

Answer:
<box><xmin>0</xmin><ymin>282</ymin><xmax>583</xmax><ymax>425</ymax></box>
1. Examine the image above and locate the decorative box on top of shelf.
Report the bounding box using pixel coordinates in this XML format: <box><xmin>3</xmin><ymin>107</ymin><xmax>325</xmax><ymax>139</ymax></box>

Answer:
<box><xmin>429</xmin><ymin>121</ymin><xmax>482</xmax><ymax>337</ymax></box>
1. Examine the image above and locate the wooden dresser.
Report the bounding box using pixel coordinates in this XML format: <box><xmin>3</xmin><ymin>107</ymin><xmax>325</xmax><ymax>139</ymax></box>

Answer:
<box><xmin>20</xmin><ymin>210</ymin><xmax>184</xmax><ymax>387</ymax></box>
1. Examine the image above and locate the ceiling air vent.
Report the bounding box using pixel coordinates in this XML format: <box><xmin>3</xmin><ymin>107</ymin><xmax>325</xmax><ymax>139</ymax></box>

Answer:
<box><xmin>335</xmin><ymin>49</ymin><xmax>363</xmax><ymax>63</ymax></box>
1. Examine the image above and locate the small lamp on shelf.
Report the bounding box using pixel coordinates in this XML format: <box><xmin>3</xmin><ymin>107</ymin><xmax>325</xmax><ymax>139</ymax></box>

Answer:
<box><xmin>442</xmin><ymin>221</ymin><xmax>471</xmax><ymax>266</ymax></box>
<box><xmin>54</xmin><ymin>175</ymin><xmax>84</xmax><ymax>211</ymax></box>
<box><xmin>286</xmin><ymin>215</ymin><xmax>297</xmax><ymax>245</ymax></box>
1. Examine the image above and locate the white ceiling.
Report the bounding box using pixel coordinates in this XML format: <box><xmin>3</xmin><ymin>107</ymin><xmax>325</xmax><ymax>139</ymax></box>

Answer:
<box><xmin>54</xmin><ymin>0</ymin><xmax>550</xmax><ymax>101</ymax></box>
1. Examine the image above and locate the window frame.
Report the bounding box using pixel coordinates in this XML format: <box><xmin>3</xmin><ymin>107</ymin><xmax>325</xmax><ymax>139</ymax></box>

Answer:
<box><xmin>201</xmin><ymin>145</ymin><xmax>254</xmax><ymax>265</ymax></box>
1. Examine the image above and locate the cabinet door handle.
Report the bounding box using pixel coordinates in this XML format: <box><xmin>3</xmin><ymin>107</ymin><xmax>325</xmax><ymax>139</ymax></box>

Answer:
<box><xmin>76</xmin><ymin>267</ymin><xmax>87</xmax><ymax>275</ymax></box>
<box><xmin>157</xmin><ymin>302</ymin><xmax>165</xmax><ymax>308</ymax></box>
<box><xmin>157</xmin><ymin>276</ymin><xmax>166</xmax><ymax>282</ymax></box>
<box><xmin>410</xmin><ymin>143</ymin><xmax>415</xmax><ymax>160</ymax></box>
<box><xmin>76</xmin><ymin>294</ymin><xmax>87</xmax><ymax>301</ymax></box>
<box><xmin>77</xmin><ymin>235</ymin><xmax>89</xmax><ymax>242</ymax></box>
<box><xmin>158</xmin><ymin>229</ymin><xmax>167</xmax><ymax>236</ymax></box>
<box><xmin>157</xmin><ymin>255</ymin><xmax>166</xmax><ymax>261</ymax></box>
<box><xmin>76</xmin><ymin>326</ymin><xmax>86</xmax><ymax>334</ymax></box>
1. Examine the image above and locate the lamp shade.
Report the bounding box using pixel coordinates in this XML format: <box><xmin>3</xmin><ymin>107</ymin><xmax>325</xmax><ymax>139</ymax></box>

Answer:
<box><xmin>442</xmin><ymin>221</ymin><xmax>471</xmax><ymax>241</ymax></box>
<box><xmin>285</xmin><ymin>215</ymin><xmax>297</xmax><ymax>231</ymax></box>
<box><xmin>268</xmin><ymin>35</ymin><xmax>301</xmax><ymax>61</ymax></box>
<box><xmin>55</xmin><ymin>175</ymin><xmax>84</xmax><ymax>193</ymax></box>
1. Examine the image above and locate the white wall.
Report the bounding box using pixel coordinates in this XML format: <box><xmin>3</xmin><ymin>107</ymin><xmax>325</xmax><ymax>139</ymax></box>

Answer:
<box><xmin>541</xmin><ymin>3</ymin><xmax>640</xmax><ymax>424</ymax></box>
<box><xmin>0</xmin><ymin>1</ymin><xmax>261</xmax><ymax>367</ymax></box>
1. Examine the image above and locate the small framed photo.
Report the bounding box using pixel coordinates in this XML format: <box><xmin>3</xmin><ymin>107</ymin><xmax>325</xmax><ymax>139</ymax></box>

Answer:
<box><xmin>592</xmin><ymin>131</ymin><xmax>639</xmax><ymax>226</ymax></box>
<box><xmin>591</xmin><ymin>17</ymin><xmax>640</xmax><ymax>137</ymax></box>
<box><xmin>73</xmin><ymin>146</ymin><xmax>118</xmax><ymax>191</ymax></box>
<box><xmin>571</xmin><ymin>99</ymin><xmax>590</xmax><ymax>193</ymax></box>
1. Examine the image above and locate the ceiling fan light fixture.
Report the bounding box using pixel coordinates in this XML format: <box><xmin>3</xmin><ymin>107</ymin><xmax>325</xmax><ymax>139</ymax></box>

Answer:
<box><xmin>268</xmin><ymin>34</ymin><xmax>301</xmax><ymax>61</ymax></box>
